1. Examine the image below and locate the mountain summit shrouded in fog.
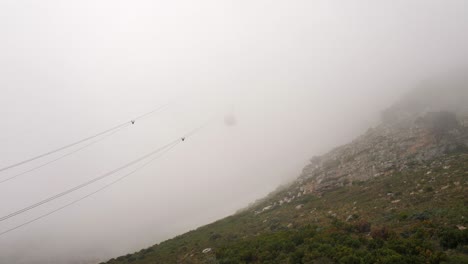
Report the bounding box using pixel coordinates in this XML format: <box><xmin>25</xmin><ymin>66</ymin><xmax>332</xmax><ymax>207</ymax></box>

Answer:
<box><xmin>298</xmin><ymin>81</ymin><xmax>468</xmax><ymax>195</ymax></box>
<box><xmin>382</xmin><ymin>75</ymin><xmax>468</xmax><ymax>124</ymax></box>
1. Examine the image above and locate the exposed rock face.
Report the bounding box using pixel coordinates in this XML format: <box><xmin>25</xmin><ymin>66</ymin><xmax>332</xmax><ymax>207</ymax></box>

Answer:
<box><xmin>247</xmin><ymin>82</ymin><xmax>468</xmax><ymax>212</ymax></box>
<box><xmin>381</xmin><ymin>81</ymin><xmax>468</xmax><ymax>124</ymax></box>
<box><xmin>297</xmin><ymin>84</ymin><xmax>468</xmax><ymax>195</ymax></box>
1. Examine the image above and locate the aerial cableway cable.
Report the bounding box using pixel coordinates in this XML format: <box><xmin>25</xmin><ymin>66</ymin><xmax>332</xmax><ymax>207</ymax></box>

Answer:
<box><xmin>0</xmin><ymin>126</ymin><xmax>128</xmax><ymax>185</ymax></box>
<box><xmin>0</xmin><ymin>142</ymin><xmax>180</xmax><ymax>237</ymax></box>
<box><xmin>0</xmin><ymin>120</ymin><xmax>212</xmax><ymax>237</ymax></box>
<box><xmin>0</xmin><ymin>102</ymin><xmax>171</xmax><ymax>174</ymax></box>
<box><xmin>0</xmin><ymin>138</ymin><xmax>181</xmax><ymax>223</ymax></box>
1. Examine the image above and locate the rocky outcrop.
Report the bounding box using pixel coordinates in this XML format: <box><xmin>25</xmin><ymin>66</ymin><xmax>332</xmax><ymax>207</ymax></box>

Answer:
<box><xmin>381</xmin><ymin>80</ymin><xmax>468</xmax><ymax>125</ymax></box>
<box><xmin>296</xmin><ymin>84</ymin><xmax>468</xmax><ymax>195</ymax></box>
<box><xmin>248</xmin><ymin>83</ymin><xmax>468</xmax><ymax>213</ymax></box>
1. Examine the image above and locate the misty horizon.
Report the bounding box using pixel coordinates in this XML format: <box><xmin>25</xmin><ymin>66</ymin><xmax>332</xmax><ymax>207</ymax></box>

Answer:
<box><xmin>1</xmin><ymin>1</ymin><xmax>468</xmax><ymax>263</ymax></box>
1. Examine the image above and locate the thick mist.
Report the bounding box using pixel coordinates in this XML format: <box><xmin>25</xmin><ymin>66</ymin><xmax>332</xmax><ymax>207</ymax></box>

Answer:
<box><xmin>1</xmin><ymin>1</ymin><xmax>468</xmax><ymax>263</ymax></box>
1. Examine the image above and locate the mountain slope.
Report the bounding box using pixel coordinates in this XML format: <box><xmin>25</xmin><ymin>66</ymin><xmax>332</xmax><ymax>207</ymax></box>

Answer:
<box><xmin>103</xmin><ymin>153</ymin><xmax>467</xmax><ymax>264</ymax></box>
<box><xmin>102</xmin><ymin>85</ymin><xmax>468</xmax><ymax>264</ymax></box>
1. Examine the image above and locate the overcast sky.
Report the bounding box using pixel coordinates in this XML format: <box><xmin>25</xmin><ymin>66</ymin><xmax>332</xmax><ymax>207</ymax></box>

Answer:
<box><xmin>1</xmin><ymin>1</ymin><xmax>468</xmax><ymax>263</ymax></box>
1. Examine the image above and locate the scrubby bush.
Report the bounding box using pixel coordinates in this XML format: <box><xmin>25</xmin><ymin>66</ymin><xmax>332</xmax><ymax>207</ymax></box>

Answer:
<box><xmin>439</xmin><ymin>228</ymin><xmax>468</xmax><ymax>249</ymax></box>
<box><xmin>354</xmin><ymin>220</ymin><xmax>371</xmax><ymax>233</ymax></box>
<box><xmin>371</xmin><ymin>226</ymin><xmax>392</xmax><ymax>240</ymax></box>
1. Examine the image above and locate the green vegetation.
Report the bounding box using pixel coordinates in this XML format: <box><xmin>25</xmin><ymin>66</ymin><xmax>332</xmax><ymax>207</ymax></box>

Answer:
<box><xmin>215</xmin><ymin>222</ymin><xmax>450</xmax><ymax>264</ymax></box>
<box><xmin>103</xmin><ymin>153</ymin><xmax>468</xmax><ymax>264</ymax></box>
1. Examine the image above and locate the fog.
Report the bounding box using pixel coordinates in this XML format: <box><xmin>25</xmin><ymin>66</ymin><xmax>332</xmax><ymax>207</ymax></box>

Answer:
<box><xmin>1</xmin><ymin>1</ymin><xmax>467</xmax><ymax>263</ymax></box>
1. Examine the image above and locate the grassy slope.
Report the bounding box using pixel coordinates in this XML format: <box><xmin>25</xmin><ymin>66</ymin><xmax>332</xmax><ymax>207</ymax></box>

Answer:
<box><xmin>103</xmin><ymin>153</ymin><xmax>468</xmax><ymax>264</ymax></box>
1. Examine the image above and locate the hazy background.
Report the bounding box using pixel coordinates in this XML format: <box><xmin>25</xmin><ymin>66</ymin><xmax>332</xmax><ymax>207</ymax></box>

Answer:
<box><xmin>1</xmin><ymin>1</ymin><xmax>467</xmax><ymax>263</ymax></box>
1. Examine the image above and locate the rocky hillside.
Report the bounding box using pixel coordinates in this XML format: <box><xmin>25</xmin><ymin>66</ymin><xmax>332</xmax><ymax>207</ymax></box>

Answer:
<box><xmin>102</xmin><ymin>84</ymin><xmax>468</xmax><ymax>264</ymax></box>
<box><xmin>251</xmin><ymin>82</ymin><xmax>468</xmax><ymax>212</ymax></box>
<box><xmin>293</xmin><ymin>91</ymin><xmax>468</xmax><ymax>198</ymax></box>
